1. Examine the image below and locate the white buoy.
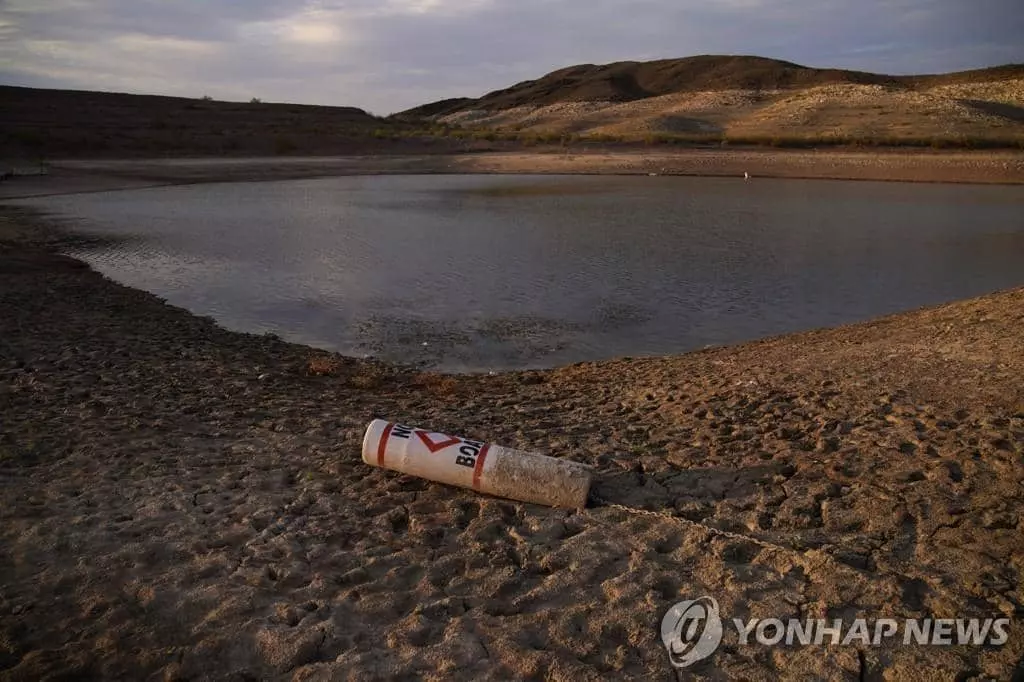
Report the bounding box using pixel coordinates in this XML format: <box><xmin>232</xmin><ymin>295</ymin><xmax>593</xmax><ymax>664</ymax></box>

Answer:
<box><xmin>361</xmin><ymin>419</ymin><xmax>592</xmax><ymax>508</ymax></box>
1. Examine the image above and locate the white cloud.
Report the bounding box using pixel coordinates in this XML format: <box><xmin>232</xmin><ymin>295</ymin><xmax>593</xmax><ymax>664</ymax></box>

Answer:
<box><xmin>108</xmin><ymin>33</ymin><xmax>220</xmax><ymax>57</ymax></box>
<box><xmin>382</xmin><ymin>0</ymin><xmax>492</xmax><ymax>15</ymax></box>
<box><xmin>2</xmin><ymin>0</ymin><xmax>91</xmax><ymax>13</ymax></box>
<box><xmin>6</xmin><ymin>34</ymin><xmax>222</xmax><ymax>95</ymax></box>
<box><xmin>844</xmin><ymin>43</ymin><xmax>898</xmax><ymax>55</ymax></box>
<box><xmin>239</xmin><ymin>8</ymin><xmax>353</xmax><ymax>47</ymax></box>
<box><xmin>284</xmin><ymin>20</ymin><xmax>344</xmax><ymax>45</ymax></box>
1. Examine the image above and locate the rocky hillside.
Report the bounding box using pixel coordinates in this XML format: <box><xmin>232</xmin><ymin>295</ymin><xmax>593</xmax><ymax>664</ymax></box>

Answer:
<box><xmin>398</xmin><ymin>56</ymin><xmax>1024</xmax><ymax>144</ymax></box>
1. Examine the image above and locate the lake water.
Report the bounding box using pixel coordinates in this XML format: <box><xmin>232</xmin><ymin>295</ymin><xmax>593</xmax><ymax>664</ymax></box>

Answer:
<box><xmin>18</xmin><ymin>174</ymin><xmax>1024</xmax><ymax>371</ymax></box>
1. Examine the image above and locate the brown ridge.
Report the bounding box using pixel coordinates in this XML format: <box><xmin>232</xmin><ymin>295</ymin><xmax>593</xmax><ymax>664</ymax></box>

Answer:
<box><xmin>397</xmin><ymin>55</ymin><xmax>1024</xmax><ymax>115</ymax></box>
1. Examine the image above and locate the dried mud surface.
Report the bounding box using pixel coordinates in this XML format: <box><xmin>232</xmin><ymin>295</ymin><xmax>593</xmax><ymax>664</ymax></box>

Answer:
<box><xmin>1</xmin><ymin>207</ymin><xmax>1022</xmax><ymax>680</ymax></box>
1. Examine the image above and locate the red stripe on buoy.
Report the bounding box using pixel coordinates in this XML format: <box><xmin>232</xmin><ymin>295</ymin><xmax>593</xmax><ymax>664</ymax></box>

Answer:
<box><xmin>415</xmin><ymin>431</ymin><xmax>462</xmax><ymax>453</ymax></box>
<box><xmin>472</xmin><ymin>443</ymin><xmax>490</xmax><ymax>491</ymax></box>
<box><xmin>377</xmin><ymin>422</ymin><xmax>394</xmax><ymax>466</ymax></box>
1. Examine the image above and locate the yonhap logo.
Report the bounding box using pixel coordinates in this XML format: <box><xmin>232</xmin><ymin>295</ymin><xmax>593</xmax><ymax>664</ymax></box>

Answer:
<box><xmin>660</xmin><ymin>597</ymin><xmax>724</xmax><ymax>668</ymax></box>
<box><xmin>661</xmin><ymin>595</ymin><xmax>1011</xmax><ymax>669</ymax></box>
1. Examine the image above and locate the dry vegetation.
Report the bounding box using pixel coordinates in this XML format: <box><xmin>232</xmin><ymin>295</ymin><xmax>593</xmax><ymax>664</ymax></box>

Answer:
<box><xmin>400</xmin><ymin>57</ymin><xmax>1024</xmax><ymax>149</ymax></box>
<box><xmin>306</xmin><ymin>355</ymin><xmax>343</xmax><ymax>377</ymax></box>
<box><xmin>412</xmin><ymin>372</ymin><xmax>460</xmax><ymax>396</ymax></box>
<box><xmin>428</xmin><ymin>81</ymin><xmax>1024</xmax><ymax>148</ymax></box>
<box><xmin>305</xmin><ymin>354</ymin><xmax>392</xmax><ymax>390</ymax></box>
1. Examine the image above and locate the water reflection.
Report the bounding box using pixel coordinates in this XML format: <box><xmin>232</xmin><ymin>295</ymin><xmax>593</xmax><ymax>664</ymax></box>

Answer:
<box><xmin>16</xmin><ymin>174</ymin><xmax>1024</xmax><ymax>371</ymax></box>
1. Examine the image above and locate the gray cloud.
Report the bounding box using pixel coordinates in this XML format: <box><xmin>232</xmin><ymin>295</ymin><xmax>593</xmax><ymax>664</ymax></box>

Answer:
<box><xmin>1</xmin><ymin>0</ymin><xmax>1021</xmax><ymax>113</ymax></box>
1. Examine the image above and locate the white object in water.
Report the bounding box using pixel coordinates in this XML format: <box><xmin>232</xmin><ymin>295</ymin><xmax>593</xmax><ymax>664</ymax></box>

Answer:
<box><xmin>361</xmin><ymin>419</ymin><xmax>592</xmax><ymax>508</ymax></box>
<box><xmin>744</xmin><ymin>172</ymin><xmax>750</xmax><ymax>180</ymax></box>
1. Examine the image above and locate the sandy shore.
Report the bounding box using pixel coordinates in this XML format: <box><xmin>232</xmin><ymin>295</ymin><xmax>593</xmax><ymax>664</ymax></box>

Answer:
<box><xmin>1</xmin><ymin>148</ymin><xmax>1022</xmax><ymax>200</ymax></box>
<box><xmin>449</xmin><ymin>149</ymin><xmax>1024</xmax><ymax>185</ymax></box>
<box><xmin>1</xmin><ymin>204</ymin><xmax>1022</xmax><ymax>680</ymax></box>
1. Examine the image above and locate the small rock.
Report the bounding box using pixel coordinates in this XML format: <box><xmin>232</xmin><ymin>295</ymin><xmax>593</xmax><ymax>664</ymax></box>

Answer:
<box><xmin>816</xmin><ymin>436</ymin><xmax>840</xmax><ymax>453</ymax></box>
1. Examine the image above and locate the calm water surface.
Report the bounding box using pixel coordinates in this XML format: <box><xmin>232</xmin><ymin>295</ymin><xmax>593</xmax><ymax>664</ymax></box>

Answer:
<box><xmin>19</xmin><ymin>174</ymin><xmax>1024</xmax><ymax>371</ymax></box>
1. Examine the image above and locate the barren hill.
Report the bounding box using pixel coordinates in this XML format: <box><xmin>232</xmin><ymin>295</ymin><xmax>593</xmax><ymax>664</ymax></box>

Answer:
<box><xmin>399</xmin><ymin>55</ymin><xmax>1024</xmax><ymax>145</ymax></box>
<box><xmin>0</xmin><ymin>86</ymin><xmax>429</xmax><ymax>158</ymax></box>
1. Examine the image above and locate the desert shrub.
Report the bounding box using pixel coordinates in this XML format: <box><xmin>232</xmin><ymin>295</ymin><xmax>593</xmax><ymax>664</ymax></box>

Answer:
<box><xmin>413</xmin><ymin>372</ymin><xmax>458</xmax><ymax>395</ymax></box>
<box><xmin>307</xmin><ymin>355</ymin><xmax>342</xmax><ymax>376</ymax></box>
<box><xmin>348</xmin><ymin>364</ymin><xmax>386</xmax><ymax>389</ymax></box>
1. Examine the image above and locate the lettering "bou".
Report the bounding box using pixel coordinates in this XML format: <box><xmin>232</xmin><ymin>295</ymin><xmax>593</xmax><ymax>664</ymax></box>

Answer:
<box><xmin>455</xmin><ymin>439</ymin><xmax>485</xmax><ymax>468</ymax></box>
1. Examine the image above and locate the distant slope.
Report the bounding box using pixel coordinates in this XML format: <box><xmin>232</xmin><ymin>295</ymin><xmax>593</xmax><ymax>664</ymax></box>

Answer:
<box><xmin>398</xmin><ymin>56</ymin><xmax>1024</xmax><ymax>145</ymax></box>
<box><xmin>397</xmin><ymin>97</ymin><xmax>476</xmax><ymax>120</ymax></box>
<box><xmin>452</xmin><ymin>56</ymin><xmax>907</xmax><ymax>110</ymax></box>
<box><xmin>0</xmin><ymin>86</ymin><xmax>421</xmax><ymax>158</ymax></box>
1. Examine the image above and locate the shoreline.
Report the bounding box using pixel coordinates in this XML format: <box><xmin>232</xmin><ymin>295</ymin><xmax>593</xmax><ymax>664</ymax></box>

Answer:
<box><xmin>2</xmin><ymin>148</ymin><xmax>1022</xmax><ymax>199</ymax></box>
<box><xmin>1</xmin><ymin>207</ymin><xmax>1022</xmax><ymax>679</ymax></box>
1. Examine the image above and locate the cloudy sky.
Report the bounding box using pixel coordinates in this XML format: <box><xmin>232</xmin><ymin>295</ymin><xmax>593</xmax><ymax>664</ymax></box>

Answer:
<box><xmin>1</xmin><ymin>0</ymin><xmax>1021</xmax><ymax>114</ymax></box>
